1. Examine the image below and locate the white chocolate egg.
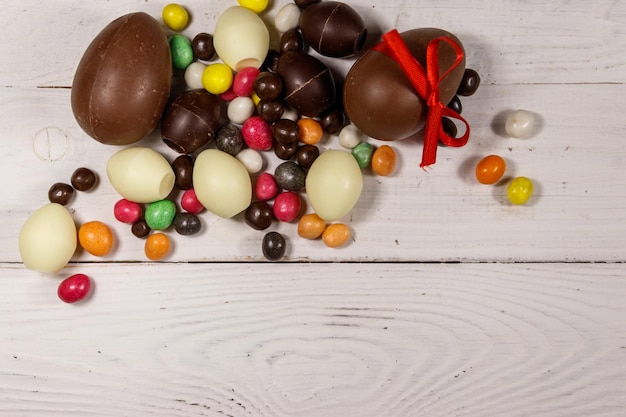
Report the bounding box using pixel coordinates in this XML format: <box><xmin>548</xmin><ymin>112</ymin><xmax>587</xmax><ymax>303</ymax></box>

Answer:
<box><xmin>305</xmin><ymin>149</ymin><xmax>363</xmax><ymax>221</ymax></box>
<box><xmin>193</xmin><ymin>149</ymin><xmax>252</xmax><ymax>218</ymax></box>
<box><xmin>106</xmin><ymin>147</ymin><xmax>175</xmax><ymax>203</ymax></box>
<box><xmin>19</xmin><ymin>203</ymin><xmax>77</xmax><ymax>274</ymax></box>
<box><xmin>213</xmin><ymin>6</ymin><xmax>270</xmax><ymax>71</ymax></box>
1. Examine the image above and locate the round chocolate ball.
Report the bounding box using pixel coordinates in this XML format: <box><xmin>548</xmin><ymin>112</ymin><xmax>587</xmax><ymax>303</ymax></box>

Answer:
<box><xmin>343</xmin><ymin>28</ymin><xmax>466</xmax><ymax>141</ymax></box>
<box><xmin>192</xmin><ymin>32</ymin><xmax>216</xmax><ymax>61</ymax></box>
<box><xmin>161</xmin><ymin>89</ymin><xmax>222</xmax><ymax>154</ymax></box>
<box><xmin>171</xmin><ymin>154</ymin><xmax>194</xmax><ymax>190</ymax></box>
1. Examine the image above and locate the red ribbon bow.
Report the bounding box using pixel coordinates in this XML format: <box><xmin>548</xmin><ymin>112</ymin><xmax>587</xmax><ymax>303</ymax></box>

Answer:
<box><xmin>372</xmin><ymin>30</ymin><xmax>470</xmax><ymax>169</ymax></box>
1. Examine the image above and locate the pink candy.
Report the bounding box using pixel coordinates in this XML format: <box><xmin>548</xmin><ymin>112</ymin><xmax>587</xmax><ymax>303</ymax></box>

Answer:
<box><xmin>242</xmin><ymin>116</ymin><xmax>273</xmax><ymax>151</ymax></box>
<box><xmin>114</xmin><ymin>198</ymin><xmax>142</xmax><ymax>224</ymax></box>
<box><xmin>255</xmin><ymin>172</ymin><xmax>279</xmax><ymax>201</ymax></box>
<box><xmin>58</xmin><ymin>273</ymin><xmax>92</xmax><ymax>303</ymax></box>
<box><xmin>180</xmin><ymin>188</ymin><xmax>204</xmax><ymax>214</ymax></box>
<box><xmin>273</xmin><ymin>191</ymin><xmax>301</xmax><ymax>222</ymax></box>
<box><xmin>233</xmin><ymin>67</ymin><xmax>260</xmax><ymax>97</ymax></box>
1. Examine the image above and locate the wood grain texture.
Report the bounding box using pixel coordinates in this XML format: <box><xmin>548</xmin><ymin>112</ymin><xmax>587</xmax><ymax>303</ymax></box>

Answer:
<box><xmin>1</xmin><ymin>262</ymin><xmax>625</xmax><ymax>417</ymax></box>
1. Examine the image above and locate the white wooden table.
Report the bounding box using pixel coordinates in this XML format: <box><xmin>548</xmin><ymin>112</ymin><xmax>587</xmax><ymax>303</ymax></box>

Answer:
<box><xmin>1</xmin><ymin>0</ymin><xmax>625</xmax><ymax>415</ymax></box>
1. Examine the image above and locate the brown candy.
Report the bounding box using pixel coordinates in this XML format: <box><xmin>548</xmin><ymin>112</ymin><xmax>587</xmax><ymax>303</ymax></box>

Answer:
<box><xmin>343</xmin><ymin>28</ymin><xmax>466</xmax><ymax>141</ymax></box>
<box><xmin>272</xmin><ymin>119</ymin><xmax>300</xmax><ymax>145</ymax></box>
<box><xmin>171</xmin><ymin>155</ymin><xmax>194</xmax><ymax>190</ymax></box>
<box><xmin>299</xmin><ymin>1</ymin><xmax>367</xmax><ymax>58</ymax></box>
<box><xmin>48</xmin><ymin>183</ymin><xmax>74</xmax><ymax>206</ymax></box>
<box><xmin>277</xmin><ymin>51</ymin><xmax>336</xmax><ymax>117</ymax></box>
<box><xmin>280</xmin><ymin>29</ymin><xmax>305</xmax><ymax>54</ymax></box>
<box><xmin>257</xmin><ymin>100</ymin><xmax>285</xmax><ymax>123</ymax></box>
<box><xmin>70</xmin><ymin>167</ymin><xmax>97</xmax><ymax>192</ymax></box>
<box><xmin>71</xmin><ymin>12</ymin><xmax>172</xmax><ymax>145</ymax></box>
<box><xmin>254</xmin><ymin>71</ymin><xmax>283</xmax><ymax>101</ymax></box>
<box><xmin>161</xmin><ymin>89</ymin><xmax>222</xmax><ymax>154</ymax></box>
<box><xmin>192</xmin><ymin>32</ymin><xmax>216</xmax><ymax>61</ymax></box>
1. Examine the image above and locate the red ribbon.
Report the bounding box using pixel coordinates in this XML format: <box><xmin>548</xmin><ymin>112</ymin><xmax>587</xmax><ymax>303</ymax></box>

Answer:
<box><xmin>372</xmin><ymin>30</ymin><xmax>470</xmax><ymax>169</ymax></box>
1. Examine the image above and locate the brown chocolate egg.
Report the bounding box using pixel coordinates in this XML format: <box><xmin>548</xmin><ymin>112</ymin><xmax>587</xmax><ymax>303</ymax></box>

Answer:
<box><xmin>299</xmin><ymin>1</ymin><xmax>367</xmax><ymax>58</ymax></box>
<box><xmin>71</xmin><ymin>12</ymin><xmax>172</xmax><ymax>145</ymax></box>
<box><xmin>343</xmin><ymin>28</ymin><xmax>466</xmax><ymax>141</ymax></box>
<box><xmin>161</xmin><ymin>89</ymin><xmax>223</xmax><ymax>154</ymax></box>
<box><xmin>277</xmin><ymin>51</ymin><xmax>336</xmax><ymax>117</ymax></box>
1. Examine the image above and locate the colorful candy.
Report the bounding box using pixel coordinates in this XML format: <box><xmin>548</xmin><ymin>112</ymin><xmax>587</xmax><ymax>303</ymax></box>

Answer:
<box><xmin>184</xmin><ymin>61</ymin><xmax>207</xmax><ymax>90</ymax></box>
<box><xmin>371</xmin><ymin>145</ymin><xmax>397</xmax><ymax>176</ymax></box>
<box><xmin>505</xmin><ymin>109</ymin><xmax>535</xmax><ymax>138</ymax></box>
<box><xmin>254</xmin><ymin>172</ymin><xmax>278</xmax><ymax>201</ymax></box>
<box><xmin>322</xmin><ymin>223</ymin><xmax>351</xmax><ymax>248</ymax></box>
<box><xmin>78</xmin><ymin>221</ymin><xmax>114</xmax><ymax>257</ymax></box>
<box><xmin>236</xmin><ymin>148</ymin><xmax>264</xmax><ymax>174</ymax></box>
<box><xmin>242</xmin><ymin>116</ymin><xmax>273</xmax><ymax>151</ymax></box>
<box><xmin>180</xmin><ymin>189</ymin><xmax>205</xmax><ymax>214</ymax></box>
<box><xmin>202</xmin><ymin>63</ymin><xmax>234</xmax><ymax>95</ymax></box>
<box><xmin>169</xmin><ymin>34</ymin><xmax>194</xmax><ymax>70</ymax></box>
<box><xmin>297</xmin><ymin>117</ymin><xmax>323</xmax><ymax>145</ymax></box>
<box><xmin>237</xmin><ymin>0</ymin><xmax>269</xmax><ymax>14</ymax></box>
<box><xmin>114</xmin><ymin>199</ymin><xmax>142</xmax><ymax>224</ymax></box>
<box><xmin>232</xmin><ymin>67</ymin><xmax>260</xmax><ymax>97</ymax></box>
<box><xmin>507</xmin><ymin>176</ymin><xmax>534</xmax><ymax>205</ymax></box>
<box><xmin>273</xmin><ymin>191</ymin><xmax>302</xmax><ymax>222</ymax></box>
<box><xmin>145</xmin><ymin>199</ymin><xmax>177</xmax><ymax>230</ymax></box>
<box><xmin>227</xmin><ymin>96</ymin><xmax>256</xmax><ymax>124</ymax></box>
<box><xmin>475</xmin><ymin>155</ymin><xmax>506</xmax><ymax>185</ymax></box>
<box><xmin>144</xmin><ymin>232</ymin><xmax>171</xmax><ymax>261</ymax></box>
<box><xmin>162</xmin><ymin>3</ymin><xmax>189</xmax><ymax>31</ymax></box>
<box><xmin>351</xmin><ymin>142</ymin><xmax>374</xmax><ymax>169</ymax></box>
<box><xmin>297</xmin><ymin>213</ymin><xmax>326</xmax><ymax>239</ymax></box>
<box><xmin>58</xmin><ymin>274</ymin><xmax>92</xmax><ymax>304</ymax></box>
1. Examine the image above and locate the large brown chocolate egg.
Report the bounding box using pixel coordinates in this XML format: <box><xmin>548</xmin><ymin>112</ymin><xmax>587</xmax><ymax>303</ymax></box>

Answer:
<box><xmin>71</xmin><ymin>12</ymin><xmax>172</xmax><ymax>145</ymax></box>
<box><xmin>343</xmin><ymin>28</ymin><xmax>466</xmax><ymax>141</ymax></box>
<box><xmin>277</xmin><ymin>51</ymin><xmax>336</xmax><ymax>117</ymax></box>
<box><xmin>161</xmin><ymin>89</ymin><xmax>223</xmax><ymax>154</ymax></box>
<box><xmin>299</xmin><ymin>1</ymin><xmax>367</xmax><ymax>57</ymax></box>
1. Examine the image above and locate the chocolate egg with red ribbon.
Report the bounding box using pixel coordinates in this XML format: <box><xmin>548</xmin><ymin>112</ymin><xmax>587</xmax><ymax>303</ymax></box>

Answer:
<box><xmin>343</xmin><ymin>28</ymin><xmax>466</xmax><ymax>141</ymax></box>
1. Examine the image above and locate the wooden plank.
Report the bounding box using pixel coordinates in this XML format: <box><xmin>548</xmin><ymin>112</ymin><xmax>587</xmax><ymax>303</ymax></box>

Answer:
<box><xmin>1</xmin><ymin>262</ymin><xmax>624</xmax><ymax>416</ymax></box>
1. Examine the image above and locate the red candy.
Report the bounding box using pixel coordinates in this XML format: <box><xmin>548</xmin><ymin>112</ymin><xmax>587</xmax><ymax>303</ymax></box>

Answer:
<box><xmin>58</xmin><ymin>273</ymin><xmax>92</xmax><ymax>303</ymax></box>
<box><xmin>242</xmin><ymin>116</ymin><xmax>273</xmax><ymax>151</ymax></box>
<box><xmin>273</xmin><ymin>191</ymin><xmax>301</xmax><ymax>222</ymax></box>
<box><xmin>219</xmin><ymin>87</ymin><xmax>237</xmax><ymax>102</ymax></box>
<box><xmin>180</xmin><ymin>188</ymin><xmax>204</xmax><ymax>214</ymax></box>
<box><xmin>233</xmin><ymin>67</ymin><xmax>260</xmax><ymax>97</ymax></box>
<box><xmin>255</xmin><ymin>172</ymin><xmax>279</xmax><ymax>201</ymax></box>
<box><xmin>113</xmin><ymin>198</ymin><xmax>142</xmax><ymax>224</ymax></box>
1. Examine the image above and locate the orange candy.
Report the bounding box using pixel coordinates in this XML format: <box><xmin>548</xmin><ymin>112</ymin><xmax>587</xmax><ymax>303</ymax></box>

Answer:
<box><xmin>371</xmin><ymin>145</ymin><xmax>396</xmax><ymax>176</ymax></box>
<box><xmin>321</xmin><ymin>223</ymin><xmax>351</xmax><ymax>248</ymax></box>
<box><xmin>297</xmin><ymin>117</ymin><xmax>323</xmax><ymax>145</ymax></box>
<box><xmin>297</xmin><ymin>213</ymin><xmax>327</xmax><ymax>239</ymax></box>
<box><xmin>144</xmin><ymin>232</ymin><xmax>171</xmax><ymax>261</ymax></box>
<box><xmin>78</xmin><ymin>221</ymin><xmax>114</xmax><ymax>256</ymax></box>
<box><xmin>475</xmin><ymin>155</ymin><xmax>506</xmax><ymax>184</ymax></box>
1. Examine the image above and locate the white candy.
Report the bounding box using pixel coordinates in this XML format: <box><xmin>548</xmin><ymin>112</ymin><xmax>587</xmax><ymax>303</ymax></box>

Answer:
<box><xmin>505</xmin><ymin>109</ymin><xmax>535</xmax><ymax>138</ymax></box>
<box><xmin>281</xmin><ymin>107</ymin><xmax>299</xmax><ymax>122</ymax></box>
<box><xmin>227</xmin><ymin>96</ymin><xmax>256</xmax><ymax>124</ymax></box>
<box><xmin>338</xmin><ymin>123</ymin><xmax>362</xmax><ymax>149</ymax></box>
<box><xmin>184</xmin><ymin>61</ymin><xmax>207</xmax><ymax>90</ymax></box>
<box><xmin>236</xmin><ymin>148</ymin><xmax>264</xmax><ymax>174</ymax></box>
<box><xmin>274</xmin><ymin>3</ymin><xmax>301</xmax><ymax>33</ymax></box>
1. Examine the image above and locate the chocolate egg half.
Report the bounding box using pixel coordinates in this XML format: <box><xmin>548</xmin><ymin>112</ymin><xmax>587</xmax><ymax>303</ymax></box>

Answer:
<box><xmin>71</xmin><ymin>12</ymin><xmax>172</xmax><ymax>145</ymax></box>
<box><xmin>343</xmin><ymin>28</ymin><xmax>465</xmax><ymax>141</ymax></box>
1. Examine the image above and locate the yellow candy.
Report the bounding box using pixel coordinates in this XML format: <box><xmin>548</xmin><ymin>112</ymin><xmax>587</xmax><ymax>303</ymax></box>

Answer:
<box><xmin>162</xmin><ymin>3</ymin><xmax>189</xmax><ymax>31</ymax></box>
<box><xmin>237</xmin><ymin>0</ymin><xmax>269</xmax><ymax>14</ymax></box>
<box><xmin>202</xmin><ymin>63</ymin><xmax>233</xmax><ymax>95</ymax></box>
<box><xmin>507</xmin><ymin>176</ymin><xmax>534</xmax><ymax>205</ymax></box>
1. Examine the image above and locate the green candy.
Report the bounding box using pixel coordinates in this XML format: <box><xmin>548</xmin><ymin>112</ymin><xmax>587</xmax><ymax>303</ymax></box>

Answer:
<box><xmin>169</xmin><ymin>34</ymin><xmax>194</xmax><ymax>70</ymax></box>
<box><xmin>351</xmin><ymin>142</ymin><xmax>374</xmax><ymax>169</ymax></box>
<box><xmin>145</xmin><ymin>199</ymin><xmax>177</xmax><ymax>230</ymax></box>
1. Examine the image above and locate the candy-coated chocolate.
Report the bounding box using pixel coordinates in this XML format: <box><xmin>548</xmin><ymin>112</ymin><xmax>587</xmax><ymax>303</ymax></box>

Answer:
<box><xmin>171</xmin><ymin>154</ymin><xmax>194</xmax><ymax>190</ymax></box>
<box><xmin>351</xmin><ymin>141</ymin><xmax>374</xmax><ymax>169</ymax></box>
<box><xmin>297</xmin><ymin>118</ymin><xmax>323</xmax><ymax>145</ymax></box>
<box><xmin>58</xmin><ymin>274</ymin><xmax>92</xmax><ymax>304</ymax></box>
<box><xmin>173</xmin><ymin>212</ymin><xmax>202</xmax><ymax>235</ymax></box>
<box><xmin>180</xmin><ymin>188</ymin><xmax>204</xmax><ymax>214</ymax></box>
<box><xmin>245</xmin><ymin>201</ymin><xmax>274</xmax><ymax>230</ymax></box>
<box><xmin>184</xmin><ymin>61</ymin><xmax>207</xmax><ymax>90</ymax></box>
<box><xmin>257</xmin><ymin>100</ymin><xmax>285</xmax><ymax>123</ymax></box>
<box><xmin>275</xmin><ymin>161</ymin><xmax>306</xmax><ymax>191</ymax></box>
<box><xmin>262</xmin><ymin>231</ymin><xmax>286</xmax><ymax>261</ymax></box>
<box><xmin>296</xmin><ymin>144</ymin><xmax>320</xmax><ymax>169</ymax></box>
<box><xmin>170</xmin><ymin>34</ymin><xmax>194</xmax><ymax>70</ymax></box>
<box><xmin>371</xmin><ymin>145</ymin><xmax>397</xmax><ymax>176</ymax></box>
<box><xmin>261</xmin><ymin>49</ymin><xmax>281</xmax><ymax>73</ymax></box>
<box><xmin>192</xmin><ymin>32</ymin><xmax>216</xmax><ymax>61</ymax></box>
<box><xmin>162</xmin><ymin>3</ymin><xmax>189</xmax><ymax>31</ymax></box>
<box><xmin>78</xmin><ymin>221</ymin><xmax>114</xmax><ymax>257</ymax></box>
<box><xmin>442</xmin><ymin>117</ymin><xmax>458</xmax><ymax>138</ymax></box>
<box><xmin>319</xmin><ymin>109</ymin><xmax>345</xmax><ymax>134</ymax></box>
<box><xmin>280</xmin><ymin>29</ymin><xmax>305</xmax><ymax>54</ymax></box>
<box><xmin>277</xmin><ymin>51</ymin><xmax>336</xmax><ymax>117</ymax></box>
<box><xmin>236</xmin><ymin>148</ymin><xmax>264</xmax><ymax>174</ymax></box>
<box><xmin>161</xmin><ymin>89</ymin><xmax>222</xmax><ymax>154</ymax></box>
<box><xmin>19</xmin><ymin>203</ymin><xmax>77</xmax><ymax>274</ymax></box>
<box><xmin>145</xmin><ymin>199</ymin><xmax>177</xmax><ymax>230</ymax></box>
<box><xmin>216</xmin><ymin>123</ymin><xmax>244</xmax><ymax>155</ymax></box>
<box><xmin>131</xmin><ymin>219</ymin><xmax>151</xmax><ymax>238</ymax></box>
<box><xmin>344</xmin><ymin>28</ymin><xmax>465</xmax><ymax>141</ymax></box>
<box><xmin>447</xmin><ymin>95</ymin><xmax>462</xmax><ymax>114</ymax></box>
<box><xmin>70</xmin><ymin>167</ymin><xmax>97</xmax><ymax>192</ymax></box>
<box><xmin>238</xmin><ymin>0</ymin><xmax>269</xmax><ymax>14</ymax></box>
<box><xmin>114</xmin><ymin>198</ymin><xmax>142</xmax><ymax>224</ymax></box>
<box><xmin>107</xmin><ymin>147</ymin><xmax>175</xmax><ymax>204</ymax></box>
<box><xmin>275</xmin><ymin>3</ymin><xmax>301</xmax><ymax>33</ymax></box>
<box><xmin>254</xmin><ymin>172</ymin><xmax>278</xmax><ymax>201</ymax></box>
<box><xmin>273</xmin><ymin>191</ymin><xmax>301</xmax><ymax>222</ymax></box>
<box><xmin>213</xmin><ymin>6</ymin><xmax>270</xmax><ymax>70</ymax></box>
<box><xmin>457</xmin><ymin>68</ymin><xmax>481</xmax><ymax>96</ymax></box>
<box><xmin>48</xmin><ymin>182</ymin><xmax>74</xmax><ymax>206</ymax></box>
<box><xmin>507</xmin><ymin>176</ymin><xmax>534</xmax><ymax>205</ymax></box>
<box><xmin>505</xmin><ymin>109</ymin><xmax>535</xmax><ymax>138</ymax></box>
<box><xmin>144</xmin><ymin>232</ymin><xmax>171</xmax><ymax>261</ymax></box>
<box><xmin>233</xmin><ymin>67</ymin><xmax>260</xmax><ymax>97</ymax></box>
<box><xmin>306</xmin><ymin>149</ymin><xmax>363</xmax><ymax>221</ymax></box>
<box><xmin>273</xmin><ymin>141</ymin><xmax>299</xmax><ymax>160</ymax></box>
<box><xmin>322</xmin><ymin>223</ymin><xmax>351</xmax><ymax>248</ymax></box>
<box><xmin>297</xmin><ymin>213</ymin><xmax>326</xmax><ymax>239</ymax></box>
<box><xmin>299</xmin><ymin>1</ymin><xmax>367</xmax><ymax>57</ymax></box>
<box><xmin>202</xmin><ymin>63</ymin><xmax>234</xmax><ymax>95</ymax></box>
<box><xmin>338</xmin><ymin>123</ymin><xmax>362</xmax><ymax>149</ymax></box>
<box><xmin>227</xmin><ymin>96</ymin><xmax>256</xmax><ymax>124</ymax></box>
<box><xmin>242</xmin><ymin>116</ymin><xmax>273</xmax><ymax>151</ymax></box>
<box><xmin>254</xmin><ymin>71</ymin><xmax>284</xmax><ymax>101</ymax></box>
<box><xmin>272</xmin><ymin>118</ymin><xmax>300</xmax><ymax>145</ymax></box>
<box><xmin>475</xmin><ymin>155</ymin><xmax>506</xmax><ymax>185</ymax></box>
<box><xmin>71</xmin><ymin>12</ymin><xmax>172</xmax><ymax>145</ymax></box>
<box><xmin>193</xmin><ymin>149</ymin><xmax>252</xmax><ymax>218</ymax></box>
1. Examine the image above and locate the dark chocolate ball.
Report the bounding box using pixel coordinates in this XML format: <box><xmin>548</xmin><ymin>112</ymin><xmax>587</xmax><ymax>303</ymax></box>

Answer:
<box><xmin>343</xmin><ymin>28</ymin><xmax>466</xmax><ymax>141</ymax></box>
<box><xmin>171</xmin><ymin>154</ymin><xmax>194</xmax><ymax>190</ymax></box>
<box><xmin>257</xmin><ymin>100</ymin><xmax>285</xmax><ymax>123</ymax></box>
<box><xmin>277</xmin><ymin>51</ymin><xmax>336</xmax><ymax>117</ymax></box>
<box><xmin>48</xmin><ymin>183</ymin><xmax>74</xmax><ymax>205</ymax></box>
<box><xmin>273</xmin><ymin>141</ymin><xmax>299</xmax><ymax>160</ymax></box>
<box><xmin>296</xmin><ymin>144</ymin><xmax>320</xmax><ymax>169</ymax></box>
<box><xmin>299</xmin><ymin>1</ymin><xmax>367</xmax><ymax>58</ymax></box>
<box><xmin>245</xmin><ymin>201</ymin><xmax>274</xmax><ymax>230</ymax></box>
<box><xmin>254</xmin><ymin>71</ymin><xmax>283</xmax><ymax>101</ymax></box>
<box><xmin>457</xmin><ymin>68</ymin><xmax>481</xmax><ymax>96</ymax></box>
<box><xmin>173</xmin><ymin>212</ymin><xmax>201</xmax><ymax>235</ymax></box>
<box><xmin>192</xmin><ymin>32</ymin><xmax>216</xmax><ymax>61</ymax></box>
<box><xmin>272</xmin><ymin>119</ymin><xmax>300</xmax><ymax>145</ymax></box>
<box><xmin>161</xmin><ymin>89</ymin><xmax>222</xmax><ymax>154</ymax></box>
<box><xmin>280</xmin><ymin>29</ymin><xmax>305</xmax><ymax>54</ymax></box>
<box><xmin>70</xmin><ymin>167</ymin><xmax>97</xmax><ymax>192</ymax></box>
<box><xmin>447</xmin><ymin>95</ymin><xmax>462</xmax><ymax>114</ymax></box>
<box><xmin>274</xmin><ymin>161</ymin><xmax>306</xmax><ymax>191</ymax></box>
<box><xmin>262</xmin><ymin>231</ymin><xmax>286</xmax><ymax>261</ymax></box>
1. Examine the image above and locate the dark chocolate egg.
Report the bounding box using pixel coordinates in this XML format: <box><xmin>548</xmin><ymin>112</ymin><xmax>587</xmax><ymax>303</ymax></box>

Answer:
<box><xmin>161</xmin><ymin>89</ymin><xmax>222</xmax><ymax>154</ymax></box>
<box><xmin>299</xmin><ymin>1</ymin><xmax>367</xmax><ymax>57</ymax></box>
<box><xmin>343</xmin><ymin>28</ymin><xmax>466</xmax><ymax>141</ymax></box>
<box><xmin>277</xmin><ymin>51</ymin><xmax>336</xmax><ymax>117</ymax></box>
<box><xmin>71</xmin><ymin>12</ymin><xmax>172</xmax><ymax>145</ymax></box>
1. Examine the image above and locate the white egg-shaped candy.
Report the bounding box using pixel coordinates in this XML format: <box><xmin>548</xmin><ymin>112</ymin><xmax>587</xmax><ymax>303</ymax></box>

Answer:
<box><xmin>338</xmin><ymin>123</ymin><xmax>362</xmax><ymax>149</ymax></box>
<box><xmin>213</xmin><ymin>6</ymin><xmax>270</xmax><ymax>71</ymax></box>
<box><xmin>193</xmin><ymin>149</ymin><xmax>252</xmax><ymax>218</ymax></box>
<box><xmin>228</xmin><ymin>96</ymin><xmax>255</xmax><ymax>124</ymax></box>
<box><xmin>275</xmin><ymin>3</ymin><xmax>301</xmax><ymax>33</ymax></box>
<box><xmin>236</xmin><ymin>148</ymin><xmax>264</xmax><ymax>174</ymax></box>
<box><xmin>19</xmin><ymin>203</ymin><xmax>77</xmax><ymax>274</ymax></box>
<box><xmin>107</xmin><ymin>147</ymin><xmax>175</xmax><ymax>203</ymax></box>
<box><xmin>306</xmin><ymin>149</ymin><xmax>363</xmax><ymax>221</ymax></box>
<box><xmin>505</xmin><ymin>109</ymin><xmax>535</xmax><ymax>138</ymax></box>
<box><xmin>184</xmin><ymin>61</ymin><xmax>207</xmax><ymax>90</ymax></box>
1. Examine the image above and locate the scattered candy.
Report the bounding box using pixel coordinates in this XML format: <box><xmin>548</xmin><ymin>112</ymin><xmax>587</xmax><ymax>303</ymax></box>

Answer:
<box><xmin>202</xmin><ymin>63</ymin><xmax>234</xmax><ymax>94</ymax></box>
<box><xmin>457</xmin><ymin>68</ymin><xmax>481</xmax><ymax>96</ymax></box>
<box><xmin>191</xmin><ymin>32</ymin><xmax>216</xmax><ymax>61</ymax></box>
<box><xmin>236</xmin><ymin>148</ymin><xmax>264</xmax><ymax>174</ymax></box>
<box><xmin>227</xmin><ymin>96</ymin><xmax>256</xmax><ymax>124</ymax></box>
<box><xmin>242</xmin><ymin>116</ymin><xmax>274</xmax><ymax>151</ymax></box>
<box><xmin>180</xmin><ymin>188</ymin><xmax>204</xmax><ymax>214</ymax></box>
<box><xmin>162</xmin><ymin>3</ymin><xmax>189</xmax><ymax>31</ymax></box>
<box><xmin>78</xmin><ymin>221</ymin><xmax>114</xmax><ymax>257</ymax></box>
<box><xmin>296</xmin><ymin>144</ymin><xmax>320</xmax><ymax>169</ymax></box>
<box><xmin>238</xmin><ymin>0</ymin><xmax>269</xmax><ymax>14</ymax></box>
<box><xmin>262</xmin><ymin>231</ymin><xmax>286</xmax><ymax>261</ymax></box>
<box><xmin>173</xmin><ymin>212</ymin><xmax>202</xmax><ymax>236</ymax></box>
<box><xmin>216</xmin><ymin>123</ymin><xmax>244</xmax><ymax>155</ymax></box>
<box><xmin>145</xmin><ymin>199</ymin><xmax>177</xmax><ymax>230</ymax></box>
<box><xmin>254</xmin><ymin>172</ymin><xmax>278</xmax><ymax>201</ymax></box>
<box><xmin>273</xmin><ymin>191</ymin><xmax>302</xmax><ymax>222</ymax></box>
<box><xmin>297</xmin><ymin>117</ymin><xmax>324</xmax><ymax>145</ymax></box>
<box><xmin>172</xmin><ymin>154</ymin><xmax>194</xmax><ymax>190</ymax></box>
<box><xmin>232</xmin><ymin>67</ymin><xmax>260</xmax><ymax>97</ymax></box>
<box><xmin>322</xmin><ymin>223</ymin><xmax>351</xmax><ymax>248</ymax></box>
<box><xmin>274</xmin><ymin>3</ymin><xmax>301</xmax><ymax>33</ymax></box>
<box><xmin>70</xmin><ymin>167</ymin><xmax>97</xmax><ymax>192</ymax></box>
<box><xmin>371</xmin><ymin>145</ymin><xmax>397</xmax><ymax>176</ymax></box>
<box><xmin>58</xmin><ymin>274</ymin><xmax>92</xmax><ymax>304</ymax></box>
<box><xmin>184</xmin><ymin>61</ymin><xmax>207</xmax><ymax>89</ymax></box>
<box><xmin>274</xmin><ymin>161</ymin><xmax>306</xmax><ymax>191</ymax></box>
<box><xmin>505</xmin><ymin>109</ymin><xmax>535</xmax><ymax>139</ymax></box>
<box><xmin>169</xmin><ymin>34</ymin><xmax>194</xmax><ymax>70</ymax></box>
<box><xmin>475</xmin><ymin>155</ymin><xmax>506</xmax><ymax>185</ymax></box>
<box><xmin>245</xmin><ymin>201</ymin><xmax>274</xmax><ymax>230</ymax></box>
<box><xmin>131</xmin><ymin>219</ymin><xmax>151</xmax><ymax>239</ymax></box>
<box><xmin>254</xmin><ymin>72</ymin><xmax>284</xmax><ymax>101</ymax></box>
<box><xmin>507</xmin><ymin>176</ymin><xmax>534</xmax><ymax>205</ymax></box>
<box><xmin>144</xmin><ymin>232</ymin><xmax>171</xmax><ymax>261</ymax></box>
<box><xmin>297</xmin><ymin>213</ymin><xmax>326</xmax><ymax>239</ymax></box>
<box><xmin>48</xmin><ymin>182</ymin><xmax>74</xmax><ymax>205</ymax></box>
<box><xmin>351</xmin><ymin>142</ymin><xmax>374</xmax><ymax>169</ymax></box>
<box><xmin>338</xmin><ymin>123</ymin><xmax>362</xmax><ymax>149</ymax></box>
<box><xmin>114</xmin><ymin>198</ymin><xmax>142</xmax><ymax>224</ymax></box>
